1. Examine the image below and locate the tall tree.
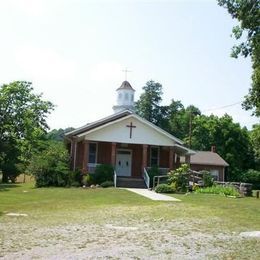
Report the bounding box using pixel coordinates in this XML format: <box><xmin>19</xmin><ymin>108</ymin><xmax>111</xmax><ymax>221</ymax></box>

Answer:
<box><xmin>218</xmin><ymin>0</ymin><xmax>260</xmax><ymax>116</ymax></box>
<box><xmin>191</xmin><ymin>114</ymin><xmax>255</xmax><ymax>180</ymax></box>
<box><xmin>250</xmin><ymin>124</ymin><xmax>260</xmax><ymax>169</ymax></box>
<box><xmin>0</xmin><ymin>81</ymin><xmax>54</xmax><ymax>182</ymax></box>
<box><xmin>135</xmin><ymin>80</ymin><xmax>163</xmax><ymax>124</ymax></box>
<box><xmin>46</xmin><ymin>127</ymin><xmax>75</xmax><ymax>141</ymax></box>
<box><xmin>168</xmin><ymin>101</ymin><xmax>201</xmax><ymax>141</ymax></box>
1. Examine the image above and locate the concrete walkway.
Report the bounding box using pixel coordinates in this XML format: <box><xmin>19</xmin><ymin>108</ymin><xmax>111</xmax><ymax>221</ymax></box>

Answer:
<box><xmin>125</xmin><ymin>188</ymin><xmax>181</xmax><ymax>201</ymax></box>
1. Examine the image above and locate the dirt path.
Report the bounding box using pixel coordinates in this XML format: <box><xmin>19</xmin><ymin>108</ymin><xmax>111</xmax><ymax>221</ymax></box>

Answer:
<box><xmin>1</xmin><ymin>216</ymin><xmax>258</xmax><ymax>259</ymax></box>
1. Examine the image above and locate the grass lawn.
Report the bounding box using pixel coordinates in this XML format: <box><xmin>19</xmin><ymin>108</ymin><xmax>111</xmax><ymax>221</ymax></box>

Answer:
<box><xmin>0</xmin><ymin>183</ymin><xmax>260</xmax><ymax>259</ymax></box>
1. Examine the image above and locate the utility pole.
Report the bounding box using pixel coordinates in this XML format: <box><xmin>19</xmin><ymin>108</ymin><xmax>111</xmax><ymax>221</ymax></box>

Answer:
<box><xmin>189</xmin><ymin>111</ymin><xmax>192</xmax><ymax>149</ymax></box>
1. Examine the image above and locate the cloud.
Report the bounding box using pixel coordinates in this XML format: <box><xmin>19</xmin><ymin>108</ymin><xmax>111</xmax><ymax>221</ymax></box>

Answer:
<box><xmin>14</xmin><ymin>45</ymin><xmax>77</xmax><ymax>81</ymax></box>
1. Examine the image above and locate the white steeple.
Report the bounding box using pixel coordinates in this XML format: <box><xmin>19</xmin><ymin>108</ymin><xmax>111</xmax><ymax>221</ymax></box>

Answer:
<box><xmin>113</xmin><ymin>81</ymin><xmax>135</xmax><ymax>113</ymax></box>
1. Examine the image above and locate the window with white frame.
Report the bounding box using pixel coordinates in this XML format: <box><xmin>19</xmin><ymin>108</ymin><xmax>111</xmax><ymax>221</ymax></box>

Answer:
<box><xmin>150</xmin><ymin>147</ymin><xmax>159</xmax><ymax>167</ymax></box>
<box><xmin>88</xmin><ymin>143</ymin><xmax>97</xmax><ymax>164</ymax></box>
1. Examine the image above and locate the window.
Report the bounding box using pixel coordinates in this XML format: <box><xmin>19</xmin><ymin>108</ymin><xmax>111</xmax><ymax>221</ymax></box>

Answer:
<box><xmin>125</xmin><ymin>93</ymin><xmax>129</xmax><ymax>100</ymax></box>
<box><xmin>131</xmin><ymin>94</ymin><xmax>134</xmax><ymax>101</ymax></box>
<box><xmin>210</xmin><ymin>170</ymin><xmax>219</xmax><ymax>181</ymax></box>
<box><xmin>88</xmin><ymin>143</ymin><xmax>97</xmax><ymax>164</ymax></box>
<box><xmin>118</xmin><ymin>93</ymin><xmax>122</xmax><ymax>99</ymax></box>
<box><xmin>150</xmin><ymin>147</ymin><xmax>159</xmax><ymax>166</ymax></box>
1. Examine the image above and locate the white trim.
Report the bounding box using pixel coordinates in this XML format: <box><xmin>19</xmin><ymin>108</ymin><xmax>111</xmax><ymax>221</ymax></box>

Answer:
<box><xmin>65</xmin><ymin>110</ymin><xmax>133</xmax><ymax>136</ymax></box>
<box><xmin>173</xmin><ymin>143</ymin><xmax>196</xmax><ymax>155</ymax></box>
<box><xmin>133</xmin><ymin>113</ymin><xmax>184</xmax><ymax>144</ymax></box>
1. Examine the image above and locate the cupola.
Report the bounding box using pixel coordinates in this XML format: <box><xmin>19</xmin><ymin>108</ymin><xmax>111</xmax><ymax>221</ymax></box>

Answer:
<box><xmin>113</xmin><ymin>81</ymin><xmax>135</xmax><ymax>113</ymax></box>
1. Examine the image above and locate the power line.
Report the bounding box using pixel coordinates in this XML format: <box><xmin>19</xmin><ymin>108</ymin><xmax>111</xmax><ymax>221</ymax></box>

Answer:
<box><xmin>201</xmin><ymin>101</ymin><xmax>242</xmax><ymax>113</ymax></box>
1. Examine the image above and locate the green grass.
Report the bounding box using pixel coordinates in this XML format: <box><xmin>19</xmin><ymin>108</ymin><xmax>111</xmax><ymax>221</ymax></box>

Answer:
<box><xmin>1</xmin><ymin>183</ymin><xmax>260</xmax><ymax>259</ymax></box>
<box><xmin>0</xmin><ymin>183</ymin><xmax>155</xmax><ymax>222</ymax></box>
<box><xmin>0</xmin><ymin>183</ymin><xmax>259</xmax><ymax>228</ymax></box>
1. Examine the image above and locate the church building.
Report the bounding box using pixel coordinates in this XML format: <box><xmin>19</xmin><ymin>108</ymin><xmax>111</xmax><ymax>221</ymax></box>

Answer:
<box><xmin>65</xmin><ymin>81</ymin><xmax>228</xmax><ymax>186</ymax></box>
<box><xmin>65</xmin><ymin>81</ymin><xmax>226</xmax><ymax>187</ymax></box>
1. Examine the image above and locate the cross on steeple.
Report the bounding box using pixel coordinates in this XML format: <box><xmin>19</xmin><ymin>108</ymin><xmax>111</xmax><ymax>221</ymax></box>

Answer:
<box><xmin>122</xmin><ymin>68</ymin><xmax>131</xmax><ymax>80</ymax></box>
<box><xmin>126</xmin><ymin>122</ymin><xmax>136</xmax><ymax>138</ymax></box>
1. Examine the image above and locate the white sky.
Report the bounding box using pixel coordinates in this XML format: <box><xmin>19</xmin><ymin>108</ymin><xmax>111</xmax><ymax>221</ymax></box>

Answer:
<box><xmin>0</xmin><ymin>0</ymin><xmax>259</xmax><ymax>130</ymax></box>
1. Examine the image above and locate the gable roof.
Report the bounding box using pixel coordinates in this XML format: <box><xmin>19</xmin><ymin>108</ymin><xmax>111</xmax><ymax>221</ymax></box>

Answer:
<box><xmin>181</xmin><ymin>151</ymin><xmax>229</xmax><ymax>167</ymax></box>
<box><xmin>65</xmin><ymin>109</ymin><xmax>195</xmax><ymax>155</ymax></box>
<box><xmin>65</xmin><ymin>110</ymin><xmax>132</xmax><ymax>138</ymax></box>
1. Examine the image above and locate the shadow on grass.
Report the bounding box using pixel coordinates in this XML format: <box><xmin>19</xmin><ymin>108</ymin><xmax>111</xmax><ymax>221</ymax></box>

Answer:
<box><xmin>0</xmin><ymin>183</ymin><xmax>21</xmax><ymax>192</ymax></box>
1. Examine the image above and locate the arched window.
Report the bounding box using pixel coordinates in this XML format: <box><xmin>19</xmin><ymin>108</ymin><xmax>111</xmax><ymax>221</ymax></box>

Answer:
<box><xmin>125</xmin><ymin>93</ymin><xmax>129</xmax><ymax>100</ymax></box>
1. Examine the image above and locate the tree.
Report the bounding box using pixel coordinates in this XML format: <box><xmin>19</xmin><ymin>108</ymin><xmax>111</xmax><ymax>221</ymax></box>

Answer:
<box><xmin>27</xmin><ymin>141</ymin><xmax>71</xmax><ymax>187</ymax></box>
<box><xmin>191</xmin><ymin>114</ymin><xmax>255</xmax><ymax>181</ymax></box>
<box><xmin>250</xmin><ymin>124</ymin><xmax>260</xmax><ymax>169</ymax></box>
<box><xmin>218</xmin><ymin>0</ymin><xmax>260</xmax><ymax>116</ymax></box>
<box><xmin>135</xmin><ymin>80</ymin><xmax>163</xmax><ymax>124</ymax></box>
<box><xmin>46</xmin><ymin>127</ymin><xmax>75</xmax><ymax>141</ymax></box>
<box><xmin>168</xmin><ymin>102</ymin><xmax>201</xmax><ymax>142</ymax></box>
<box><xmin>0</xmin><ymin>81</ymin><xmax>54</xmax><ymax>182</ymax></box>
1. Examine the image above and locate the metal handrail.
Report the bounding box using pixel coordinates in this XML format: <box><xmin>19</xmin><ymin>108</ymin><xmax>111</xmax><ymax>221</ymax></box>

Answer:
<box><xmin>114</xmin><ymin>170</ymin><xmax>117</xmax><ymax>188</ymax></box>
<box><xmin>143</xmin><ymin>167</ymin><xmax>150</xmax><ymax>189</ymax></box>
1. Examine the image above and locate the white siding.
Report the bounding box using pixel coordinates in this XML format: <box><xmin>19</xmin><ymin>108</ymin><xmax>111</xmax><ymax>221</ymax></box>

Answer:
<box><xmin>83</xmin><ymin>116</ymin><xmax>175</xmax><ymax>146</ymax></box>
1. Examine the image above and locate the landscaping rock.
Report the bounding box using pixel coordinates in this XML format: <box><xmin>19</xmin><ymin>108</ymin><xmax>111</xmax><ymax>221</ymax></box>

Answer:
<box><xmin>239</xmin><ymin>231</ymin><xmax>260</xmax><ymax>238</ymax></box>
<box><xmin>6</xmin><ymin>213</ymin><xmax>28</xmax><ymax>217</ymax></box>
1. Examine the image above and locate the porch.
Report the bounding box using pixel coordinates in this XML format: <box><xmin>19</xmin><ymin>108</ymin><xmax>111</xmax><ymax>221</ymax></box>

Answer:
<box><xmin>70</xmin><ymin>140</ymin><xmax>192</xmax><ymax>188</ymax></box>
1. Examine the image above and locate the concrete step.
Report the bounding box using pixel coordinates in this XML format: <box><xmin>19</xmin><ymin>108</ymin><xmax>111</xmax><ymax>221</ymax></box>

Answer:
<box><xmin>116</xmin><ymin>177</ymin><xmax>146</xmax><ymax>188</ymax></box>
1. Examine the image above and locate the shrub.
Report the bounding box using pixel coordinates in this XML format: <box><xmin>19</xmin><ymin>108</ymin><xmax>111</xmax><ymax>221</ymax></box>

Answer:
<box><xmin>71</xmin><ymin>181</ymin><xmax>81</xmax><ymax>187</ymax></box>
<box><xmin>100</xmin><ymin>181</ymin><xmax>114</xmax><ymax>188</ymax></box>
<box><xmin>168</xmin><ymin>164</ymin><xmax>189</xmax><ymax>192</ymax></box>
<box><xmin>93</xmin><ymin>164</ymin><xmax>114</xmax><ymax>184</ymax></box>
<box><xmin>147</xmin><ymin>166</ymin><xmax>160</xmax><ymax>187</ymax></box>
<box><xmin>196</xmin><ymin>185</ymin><xmax>240</xmax><ymax>197</ymax></box>
<box><xmin>155</xmin><ymin>184</ymin><xmax>175</xmax><ymax>193</ymax></box>
<box><xmin>201</xmin><ymin>170</ymin><xmax>214</xmax><ymax>187</ymax></box>
<box><xmin>27</xmin><ymin>142</ymin><xmax>71</xmax><ymax>187</ymax></box>
<box><xmin>82</xmin><ymin>174</ymin><xmax>93</xmax><ymax>186</ymax></box>
<box><xmin>241</xmin><ymin>169</ymin><xmax>260</xmax><ymax>189</ymax></box>
<box><xmin>71</xmin><ymin>169</ymin><xmax>82</xmax><ymax>184</ymax></box>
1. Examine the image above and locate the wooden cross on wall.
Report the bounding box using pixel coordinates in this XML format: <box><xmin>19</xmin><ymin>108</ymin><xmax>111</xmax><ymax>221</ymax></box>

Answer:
<box><xmin>126</xmin><ymin>122</ymin><xmax>136</xmax><ymax>138</ymax></box>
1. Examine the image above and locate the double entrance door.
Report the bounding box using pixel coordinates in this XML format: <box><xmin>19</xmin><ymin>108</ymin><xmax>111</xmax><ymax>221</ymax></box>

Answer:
<box><xmin>116</xmin><ymin>150</ymin><xmax>132</xmax><ymax>177</ymax></box>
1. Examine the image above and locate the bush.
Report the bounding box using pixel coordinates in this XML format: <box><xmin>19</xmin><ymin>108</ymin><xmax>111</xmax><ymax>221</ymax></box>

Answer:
<box><xmin>168</xmin><ymin>164</ymin><xmax>189</xmax><ymax>192</ymax></box>
<box><xmin>71</xmin><ymin>181</ymin><xmax>81</xmax><ymax>187</ymax></box>
<box><xmin>241</xmin><ymin>169</ymin><xmax>260</xmax><ymax>189</ymax></box>
<box><xmin>147</xmin><ymin>166</ymin><xmax>160</xmax><ymax>187</ymax></box>
<box><xmin>82</xmin><ymin>174</ymin><xmax>93</xmax><ymax>186</ymax></box>
<box><xmin>27</xmin><ymin>142</ymin><xmax>71</xmax><ymax>187</ymax></box>
<box><xmin>155</xmin><ymin>184</ymin><xmax>175</xmax><ymax>193</ymax></box>
<box><xmin>196</xmin><ymin>185</ymin><xmax>240</xmax><ymax>197</ymax></box>
<box><xmin>93</xmin><ymin>164</ymin><xmax>114</xmax><ymax>184</ymax></box>
<box><xmin>201</xmin><ymin>170</ymin><xmax>214</xmax><ymax>187</ymax></box>
<box><xmin>100</xmin><ymin>181</ymin><xmax>114</xmax><ymax>188</ymax></box>
<box><xmin>71</xmin><ymin>169</ymin><xmax>82</xmax><ymax>184</ymax></box>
